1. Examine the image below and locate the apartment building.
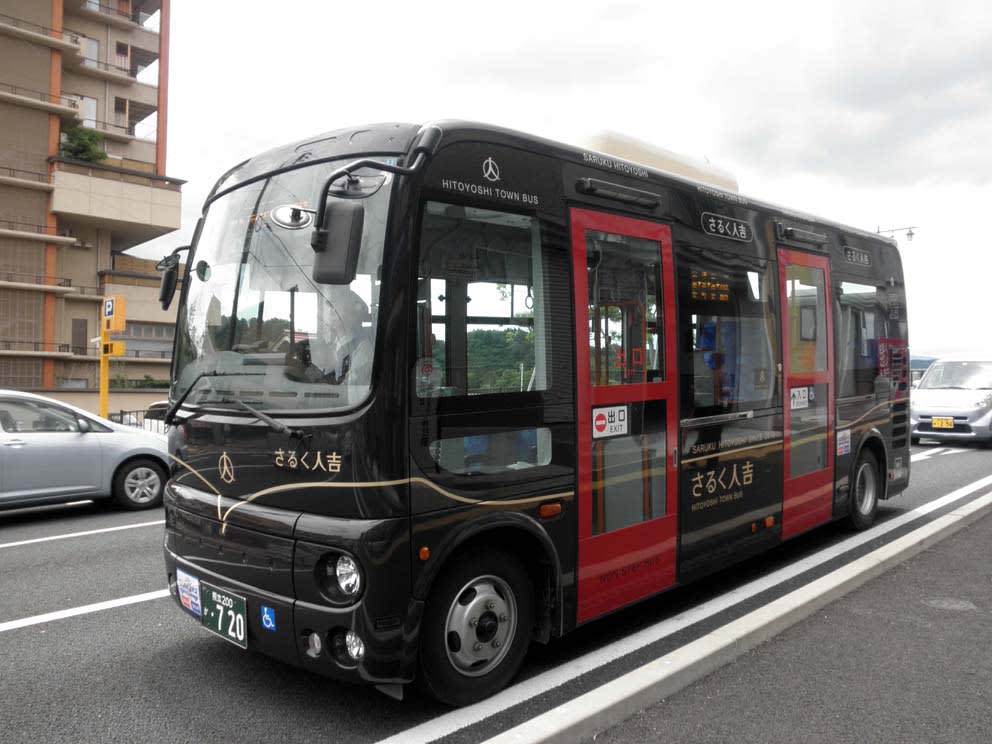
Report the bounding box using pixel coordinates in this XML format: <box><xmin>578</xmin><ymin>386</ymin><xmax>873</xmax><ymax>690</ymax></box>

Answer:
<box><xmin>0</xmin><ymin>0</ymin><xmax>181</xmax><ymax>390</ymax></box>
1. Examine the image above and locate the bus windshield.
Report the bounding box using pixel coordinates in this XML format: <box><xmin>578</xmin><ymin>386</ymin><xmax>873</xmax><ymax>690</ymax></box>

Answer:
<box><xmin>172</xmin><ymin>161</ymin><xmax>392</xmax><ymax>411</ymax></box>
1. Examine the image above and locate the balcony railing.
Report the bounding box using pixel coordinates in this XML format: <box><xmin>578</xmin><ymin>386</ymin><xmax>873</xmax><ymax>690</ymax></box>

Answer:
<box><xmin>0</xmin><ymin>339</ymin><xmax>71</xmax><ymax>354</ymax></box>
<box><xmin>0</xmin><ymin>272</ymin><xmax>71</xmax><ymax>286</ymax></box>
<box><xmin>0</xmin><ymin>218</ymin><xmax>62</xmax><ymax>237</ymax></box>
<box><xmin>81</xmin><ymin>1</ymin><xmax>158</xmax><ymax>29</ymax></box>
<box><xmin>0</xmin><ymin>166</ymin><xmax>48</xmax><ymax>183</ymax></box>
<box><xmin>0</xmin><ymin>11</ymin><xmax>83</xmax><ymax>45</ymax></box>
<box><xmin>79</xmin><ymin>56</ymin><xmax>132</xmax><ymax>77</ymax></box>
<box><xmin>50</xmin><ymin>157</ymin><xmax>184</xmax><ymax>190</ymax></box>
<box><xmin>69</xmin><ymin>345</ymin><xmax>171</xmax><ymax>359</ymax></box>
<box><xmin>0</xmin><ymin>272</ymin><xmax>102</xmax><ymax>294</ymax></box>
<box><xmin>0</xmin><ymin>80</ymin><xmax>80</xmax><ymax>109</ymax></box>
<box><xmin>86</xmin><ymin>119</ymin><xmax>157</xmax><ymax>142</ymax></box>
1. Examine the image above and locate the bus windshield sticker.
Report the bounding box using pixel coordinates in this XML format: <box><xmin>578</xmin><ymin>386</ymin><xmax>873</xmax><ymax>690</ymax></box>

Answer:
<box><xmin>790</xmin><ymin>386</ymin><xmax>810</xmax><ymax>410</ymax></box>
<box><xmin>592</xmin><ymin>405</ymin><xmax>628</xmax><ymax>439</ymax></box>
<box><xmin>701</xmin><ymin>212</ymin><xmax>753</xmax><ymax>242</ymax></box>
<box><xmin>837</xmin><ymin>429</ymin><xmax>851</xmax><ymax>456</ymax></box>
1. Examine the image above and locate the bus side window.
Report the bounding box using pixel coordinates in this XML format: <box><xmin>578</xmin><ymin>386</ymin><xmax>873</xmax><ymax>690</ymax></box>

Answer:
<box><xmin>677</xmin><ymin>250</ymin><xmax>779</xmax><ymax>418</ymax></box>
<box><xmin>837</xmin><ymin>281</ymin><xmax>882</xmax><ymax>397</ymax></box>
<box><xmin>415</xmin><ymin>201</ymin><xmax>551</xmax><ymax>398</ymax></box>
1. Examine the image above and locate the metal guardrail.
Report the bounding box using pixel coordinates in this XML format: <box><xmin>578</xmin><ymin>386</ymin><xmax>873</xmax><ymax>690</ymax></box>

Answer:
<box><xmin>88</xmin><ymin>119</ymin><xmax>157</xmax><ymax>142</ymax></box>
<box><xmin>80</xmin><ymin>57</ymin><xmax>132</xmax><ymax>76</ymax></box>
<box><xmin>108</xmin><ymin>408</ymin><xmax>168</xmax><ymax>435</ymax></box>
<box><xmin>0</xmin><ymin>218</ymin><xmax>61</xmax><ymax>236</ymax></box>
<box><xmin>0</xmin><ymin>11</ymin><xmax>83</xmax><ymax>45</ymax></box>
<box><xmin>0</xmin><ymin>80</ymin><xmax>79</xmax><ymax>109</ymax></box>
<box><xmin>0</xmin><ymin>272</ymin><xmax>71</xmax><ymax>286</ymax></box>
<box><xmin>0</xmin><ymin>165</ymin><xmax>48</xmax><ymax>183</ymax></box>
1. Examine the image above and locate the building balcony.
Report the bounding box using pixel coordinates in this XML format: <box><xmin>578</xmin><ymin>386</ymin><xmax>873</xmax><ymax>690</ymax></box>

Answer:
<box><xmin>0</xmin><ymin>80</ymin><xmax>82</xmax><ymax>119</ymax></box>
<box><xmin>0</xmin><ymin>339</ymin><xmax>75</xmax><ymax>359</ymax></box>
<box><xmin>49</xmin><ymin>157</ymin><xmax>183</xmax><ymax>248</ymax></box>
<box><xmin>0</xmin><ymin>218</ymin><xmax>80</xmax><ymax>246</ymax></box>
<box><xmin>85</xmin><ymin>118</ymin><xmax>156</xmax><ymax>144</ymax></box>
<box><xmin>70</xmin><ymin>0</ymin><xmax>161</xmax><ymax>33</ymax></box>
<box><xmin>65</xmin><ymin>55</ymin><xmax>136</xmax><ymax>85</ymax></box>
<box><xmin>0</xmin><ymin>11</ymin><xmax>85</xmax><ymax>53</ymax></box>
<box><xmin>0</xmin><ymin>272</ymin><xmax>79</xmax><ymax>295</ymax></box>
<box><xmin>0</xmin><ymin>166</ymin><xmax>53</xmax><ymax>192</ymax></box>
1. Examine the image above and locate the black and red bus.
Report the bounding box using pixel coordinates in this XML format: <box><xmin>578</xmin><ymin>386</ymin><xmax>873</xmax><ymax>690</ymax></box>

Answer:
<box><xmin>158</xmin><ymin>121</ymin><xmax>910</xmax><ymax>705</ymax></box>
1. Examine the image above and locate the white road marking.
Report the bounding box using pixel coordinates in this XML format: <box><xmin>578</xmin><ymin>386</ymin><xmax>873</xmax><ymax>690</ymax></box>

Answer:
<box><xmin>376</xmin><ymin>471</ymin><xmax>992</xmax><ymax>744</ymax></box>
<box><xmin>0</xmin><ymin>520</ymin><xmax>165</xmax><ymax>550</ymax></box>
<box><xmin>0</xmin><ymin>589</ymin><xmax>170</xmax><ymax>634</ymax></box>
<box><xmin>486</xmin><ymin>490</ymin><xmax>992</xmax><ymax>744</ymax></box>
<box><xmin>911</xmin><ymin>447</ymin><xmax>947</xmax><ymax>461</ymax></box>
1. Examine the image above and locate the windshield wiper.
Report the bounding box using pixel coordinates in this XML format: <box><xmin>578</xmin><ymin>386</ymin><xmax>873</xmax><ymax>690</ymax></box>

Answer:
<box><xmin>231</xmin><ymin>399</ymin><xmax>304</xmax><ymax>438</ymax></box>
<box><xmin>165</xmin><ymin>370</ymin><xmax>265</xmax><ymax>425</ymax></box>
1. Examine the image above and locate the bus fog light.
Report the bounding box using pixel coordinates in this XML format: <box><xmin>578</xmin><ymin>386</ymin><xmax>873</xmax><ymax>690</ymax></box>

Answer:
<box><xmin>336</xmin><ymin>555</ymin><xmax>362</xmax><ymax>596</ymax></box>
<box><xmin>345</xmin><ymin>630</ymin><xmax>365</xmax><ymax>661</ymax></box>
<box><xmin>306</xmin><ymin>631</ymin><xmax>323</xmax><ymax>658</ymax></box>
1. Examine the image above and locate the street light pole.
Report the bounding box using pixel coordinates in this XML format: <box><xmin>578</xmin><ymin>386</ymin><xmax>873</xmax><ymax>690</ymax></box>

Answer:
<box><xmin>877</xmin><ymin>226</ymin><xmax>918</xmax><ymax>241</ymax></box>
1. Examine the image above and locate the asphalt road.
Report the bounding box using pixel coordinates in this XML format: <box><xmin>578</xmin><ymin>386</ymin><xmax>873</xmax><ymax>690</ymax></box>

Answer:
<box><xmin>1</xmin><ymin>441</ymin><xmax>989</xmax><ymax>744</ymax></box>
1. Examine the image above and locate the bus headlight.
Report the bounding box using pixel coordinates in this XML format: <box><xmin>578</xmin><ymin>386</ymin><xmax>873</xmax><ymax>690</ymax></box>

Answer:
<box><xmin>335</xmin><ymin>555</ymin><xmax>362</xmax><ymax>596</ymax></box>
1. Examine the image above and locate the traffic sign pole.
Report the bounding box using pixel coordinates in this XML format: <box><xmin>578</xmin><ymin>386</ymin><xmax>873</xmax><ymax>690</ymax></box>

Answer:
<box><xmin>99</xmin><ymin>318</ymin><xmax>109</xmax><ymax>418</ymax></box>
<box><xmin>99</xmin><ymin>295</ymin><xmax>126</xmax><ymax>418</ymax></box>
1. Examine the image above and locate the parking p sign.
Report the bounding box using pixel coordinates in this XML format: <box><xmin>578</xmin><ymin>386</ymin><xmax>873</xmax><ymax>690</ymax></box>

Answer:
<box><xmin>102</xmin><ymin>295</ymin><xmax>126</xmax><ymax>333</ymax></box>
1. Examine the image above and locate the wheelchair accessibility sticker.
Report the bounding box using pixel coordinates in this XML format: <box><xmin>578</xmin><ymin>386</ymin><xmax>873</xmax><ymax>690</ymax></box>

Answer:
<box><xmin>261</xmin><ymin>605</ymin><xmax>277</xmax><ymax>632</ymax></box>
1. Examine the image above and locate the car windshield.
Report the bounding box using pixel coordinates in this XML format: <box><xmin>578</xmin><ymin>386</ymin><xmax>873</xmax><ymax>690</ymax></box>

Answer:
<box><xmin>172</xmin><ymin>159</ymin><xmax>392</xmax><ymax>411</ymax></box>
<box><xmin>919</xmin><ymin>361</ymin><xmax>992</xmax><ymax>390</ymax></box>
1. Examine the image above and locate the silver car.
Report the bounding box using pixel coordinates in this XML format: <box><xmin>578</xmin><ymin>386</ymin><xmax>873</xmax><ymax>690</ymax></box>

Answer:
<box><xmin>0</xmin><ymin>390</ymin><xmax>170</xmax><ymax>510</ymax></box>
<box><xmin>910</xmin><ymin>355</ymin><xmax>992</xmax><ymax>445</ymax></box>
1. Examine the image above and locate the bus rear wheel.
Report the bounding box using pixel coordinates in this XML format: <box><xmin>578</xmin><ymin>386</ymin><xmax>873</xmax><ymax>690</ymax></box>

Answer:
<box><xmin>846</xmin><ymin>450</ymin><xmax>880</xmax><ymax>530</ymax></box>
<box><xmin>418</xmin><ymin>549</ymin><xmax>533</xmax><ymax>706</ymax></box>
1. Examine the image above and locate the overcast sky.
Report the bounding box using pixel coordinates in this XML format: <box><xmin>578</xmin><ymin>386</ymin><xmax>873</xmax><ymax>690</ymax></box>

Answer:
<box><xmin>134</xmin><ymin>0</ymin><xmax>992</xmax><ymax>356</ymax></box>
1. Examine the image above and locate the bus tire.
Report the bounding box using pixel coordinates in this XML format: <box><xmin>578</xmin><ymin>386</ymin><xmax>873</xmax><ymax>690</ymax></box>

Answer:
<box><xmin>418</xmin><ymin>549</ymin><xmax>533</xmax><ymax>706</ymax></box>
<box><xmin>846</xmin><ymin>449</ymin><xmax>880</xmax><ymax>530</ymax></box>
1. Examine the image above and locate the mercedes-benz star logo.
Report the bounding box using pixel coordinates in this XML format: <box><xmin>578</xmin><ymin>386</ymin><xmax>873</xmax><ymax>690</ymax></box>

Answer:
<box><xmin>218</xmin><ymin>452</ymin><xmax>235</xmax><ymax>484</ymax></box>
<box><xmin>482</xmin><ymin>156</ymin><xmax>500</xmax><ymax>182</ymax></box>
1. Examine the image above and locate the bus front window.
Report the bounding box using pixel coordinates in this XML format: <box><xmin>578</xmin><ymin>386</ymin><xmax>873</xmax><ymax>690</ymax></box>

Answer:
<box><xmin>172</xmin><ymin>161</ymin><xmax>392</xmax><ymax>410</ymax></box>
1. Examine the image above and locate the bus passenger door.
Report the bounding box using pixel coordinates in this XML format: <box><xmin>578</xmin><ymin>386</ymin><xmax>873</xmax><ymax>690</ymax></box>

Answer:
<box><xmin>571</xmin><ymin>208</ymin><xmax>679</xmax><ymax>623</ymax></box>
<box><xmin>778</xmin><ymin>249</ymin><xmax>834</xmax><ymax>538</ymax></box>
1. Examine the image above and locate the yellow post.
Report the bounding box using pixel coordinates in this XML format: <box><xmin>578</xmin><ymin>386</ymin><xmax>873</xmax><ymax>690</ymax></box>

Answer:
<box><xmin>99</xmin><ymin>295</ymin><xmax>125</xmax><ymax>419</ymax></box>
<box><xmin>99</xmin><ymin>317</ymin><xmax>109</xmax><ymax>418</ymax></box>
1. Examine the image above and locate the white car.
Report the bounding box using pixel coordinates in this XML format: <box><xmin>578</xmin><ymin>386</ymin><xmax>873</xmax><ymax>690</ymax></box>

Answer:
<box><xmin>910</xmin><ymin>354</ymin><xmax>992</xmax><ymax>445</ymax></box>
<box><xmin>0</xmin><ymin>390</ymin><xmax>170</xmax><ymax>510</ymax></box>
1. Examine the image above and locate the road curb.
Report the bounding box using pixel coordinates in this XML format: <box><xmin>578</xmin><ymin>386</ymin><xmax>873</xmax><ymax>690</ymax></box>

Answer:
<box><xmin>483</xmin><ymin>491</ymin><xmax>992</xmax><ymax>744</ymax></box>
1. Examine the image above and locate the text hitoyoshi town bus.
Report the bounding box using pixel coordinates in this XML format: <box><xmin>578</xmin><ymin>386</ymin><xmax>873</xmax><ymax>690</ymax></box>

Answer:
<box><xmin>159</xmin><ymin>121</ymin><xmax>910</xmax><ymax>705</ymax></box>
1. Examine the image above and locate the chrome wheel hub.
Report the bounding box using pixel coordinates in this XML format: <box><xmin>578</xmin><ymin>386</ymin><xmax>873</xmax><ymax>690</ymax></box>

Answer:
<box><xmin>444</xmin><ymin>574</ymin><xmax>517</xmax><ymax>677</ymax></box>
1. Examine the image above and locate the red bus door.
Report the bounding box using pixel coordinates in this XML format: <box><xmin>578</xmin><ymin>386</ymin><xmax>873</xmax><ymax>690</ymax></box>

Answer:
<box><xmin>571</xmin><ymin>209</ymin><xmax>679</xmax><ymax>623</ymax></box>
<box><xmin>778</xmin><ymin>249</ymin><xmax>835</xmax><ymax>538</ymax></box>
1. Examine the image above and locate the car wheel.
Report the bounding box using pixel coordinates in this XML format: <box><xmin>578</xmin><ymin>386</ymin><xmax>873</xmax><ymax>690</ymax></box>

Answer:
<box><xmin>846</xmin><ymin>450</ymin><xmax>880</xmax><ymax>530</ymax></box>
<box><xmin>418</xmin><ymin>549</ymin><xmax>533</xmax><ymax>706</ymax></box>
<box><xmin>910</xmin><ymin>436</ymin><xmax>920</xmax><ymax>445</ymax></box>
<box><xmin>113</xmin><ymin>458</ymin><xmax>166</xmax><ymax>509</ymax></box>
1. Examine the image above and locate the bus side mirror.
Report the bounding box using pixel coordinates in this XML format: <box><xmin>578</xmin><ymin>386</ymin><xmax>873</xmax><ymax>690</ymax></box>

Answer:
<box><xmin>311</xmin><ymin>200</ymin><xmax>364</xmax><ymax>285</ymax></box>
<box><xmin>156</xmin><ymin>248</ymin><xmax>188</xmax><ymax>311</ymax></box>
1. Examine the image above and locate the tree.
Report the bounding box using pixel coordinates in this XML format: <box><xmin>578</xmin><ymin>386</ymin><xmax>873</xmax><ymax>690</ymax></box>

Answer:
<box><xmin>62</xmin><ymin>126</ymin><xmax>107</xmax><ymax>163</ymax></box>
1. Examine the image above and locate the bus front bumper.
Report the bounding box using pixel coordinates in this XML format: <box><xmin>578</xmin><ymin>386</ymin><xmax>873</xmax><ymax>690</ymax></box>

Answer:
<box><xmin>163</xmin><ymin>486</ymin><xmax>422</xmax><ymax>687</ymax></box>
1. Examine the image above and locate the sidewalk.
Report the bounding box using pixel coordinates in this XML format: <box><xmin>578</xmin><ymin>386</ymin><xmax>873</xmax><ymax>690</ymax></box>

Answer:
<box><xmin>597</xmin><ymin>508</ymin><xmax>992</xmax><ymax>744</ymax></box>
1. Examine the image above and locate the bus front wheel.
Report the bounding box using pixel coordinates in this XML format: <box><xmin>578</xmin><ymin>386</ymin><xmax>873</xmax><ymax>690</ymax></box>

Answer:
<box><xmin>418</xmin><ymin>549</ymin><xmax>533</xmax><ymax>706</ymax></box>
<box><xmin>847</xmin><ymin>450</ymin><xmax>880</xmax><ymax>530</ymax></box>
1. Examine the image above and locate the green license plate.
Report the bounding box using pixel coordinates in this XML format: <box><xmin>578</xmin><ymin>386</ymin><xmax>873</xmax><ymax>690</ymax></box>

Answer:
<box><xmin>200</xmin><ymin>581</ymin><xmax>248</xmax><ymax>649</ymax></box>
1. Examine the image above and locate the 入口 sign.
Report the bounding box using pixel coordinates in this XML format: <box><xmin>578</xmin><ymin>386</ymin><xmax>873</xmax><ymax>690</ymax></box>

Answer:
<box><xmin>592</xmin><ymin>405</ymin><xmax>628</xmax><ymax>439</ymax></box>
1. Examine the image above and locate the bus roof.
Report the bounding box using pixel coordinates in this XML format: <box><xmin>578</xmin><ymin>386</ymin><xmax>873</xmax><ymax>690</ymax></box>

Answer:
<box><xmin>215</xmin><ymin>119</ymin><xmax>898</xmax><ymax>249</ymax></box>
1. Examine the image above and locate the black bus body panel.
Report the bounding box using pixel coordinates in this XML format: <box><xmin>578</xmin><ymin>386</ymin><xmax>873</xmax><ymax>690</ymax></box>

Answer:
<box><xmin>163</xmin><ymin>119</ymin><xmax>908</xmax><ymax>685</ymax></box>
